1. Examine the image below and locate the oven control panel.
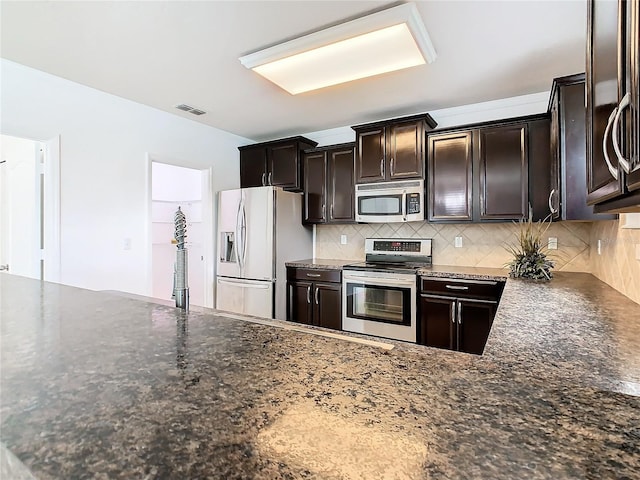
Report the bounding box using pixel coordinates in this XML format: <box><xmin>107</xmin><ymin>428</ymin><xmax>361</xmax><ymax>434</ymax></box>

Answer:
<box><xmin>367</xmin><ymin>238</ymin><xmax>432</xmax><ymax>256</ymax></box>
<box><xmin>373</xmin><ymin>240</ymin><xmax>421</xmax><ymax>252</ymax></box>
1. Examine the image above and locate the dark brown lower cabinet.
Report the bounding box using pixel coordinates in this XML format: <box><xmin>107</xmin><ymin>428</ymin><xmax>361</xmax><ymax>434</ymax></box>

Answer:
<box><xmin>418</xmin><ymin>277</ymin><xmax>503</xmax><ymax>355</ymax></box>
<box><xmin>286</xmin><ymin>267</ymin><xmax>342</xmax><ymax>331</ymax></box>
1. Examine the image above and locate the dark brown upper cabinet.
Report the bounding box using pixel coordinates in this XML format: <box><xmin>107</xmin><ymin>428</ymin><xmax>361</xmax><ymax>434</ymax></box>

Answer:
<box><xmin>239</xmin><ymin>136</ymin><xmax>317</xmax><ymax>192</ymax></box>
<box><xmin>428</xmin><ymin>131</ymin><xmax>473</xmax><ymax>222</ymax></box>
<box><xmin>302</xmin><ymin>143</ymin><xmax>355</xmax><ymax>225</ymax></box>
<box><xmin>588</xmin><ymin>0</ymin><xmax>640</xmax><ymax>213</ymax></box>
<box><xmin>479</xmin><ymin>124</ymin><xmax>528</xmax><ymax>221</ymax></box>
<box><xmin>546</xmin><ymin>74</ymin><xmax>617</xmax><ymax>221</ymax></box>
<box><xmin>427</xmin><ymin>115</ymin><xmax>545</xmax><ymax>223</ymax></box>
<box><xmin>352</xmin><ymin>114</ymin><xmax>437</xmax><ymax>184</ymax></box>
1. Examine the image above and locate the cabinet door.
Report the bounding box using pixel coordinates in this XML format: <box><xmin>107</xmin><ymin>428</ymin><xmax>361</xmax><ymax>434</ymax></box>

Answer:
<box><xmin>328</xmin><ymin>146</ymin><xmax>355</xmax><ymax>223</ymax></box>
<box><xmin>527</xmin><ymin>118</ymin><xmax>553</xmax><ymax>221</ymax></box>
<box><xmin>625</xmin><ymin>0</ymin><xmax>640</xmax><ymax>191</ymax></box>
<box><xmin>313</xmin><ymin>283</ymin><xmax>342</xmax><ymax>331</ymax></box>
<box><xmin>355</xmin><ymin>128</ymin><xmax>386</xmax><ymax>183</ymax></box>
<box><xmin>549</xmin><ymin>96</ymin><xmax>561</xmax><ymax>220</ymax></box>
<box><xmin>457</xmin><ymin>299</ymin><xmax>496</xmax><ymax>355</ymax></box>
<box><xmin>479</xmin><ymin>125</ymin><xmax>528</xmax><ymax>221</ymax></box>
<box><xmin>586</xmin><ymin>0</ymin><xmax>625</xmax><ymax>204</ymax></box>
<box><xmin>303</xmin><ymin>151</ymin><xmax>327</xmax><ymax>224</ymax></box>
<box><xmin>288</xmin><ymin>280</ymin><xmax>312</xmax><ymax>325</ymax></box>
<box><xmin>387</xmin><ymin>121</ymin><xmax>423</xmax><ymax>179</ymax></box>
<box><xmin>427</xmin><ymin>131</ymin><xmax>473</xmax><ymax>221</ymax></box>
<box><xmin>419</xmin><ymin>295</ymin><xmax>455</xmax><ymax>350</ymax></box>
<box><xmin>240</xmin><ymin>147</ymin><xmax>267</xmax><ymax>188</ymax></box>
<box><xmin>268</xmin><ymin>143</ymin><xmax>300</xmax><ymax>189</ymax></box>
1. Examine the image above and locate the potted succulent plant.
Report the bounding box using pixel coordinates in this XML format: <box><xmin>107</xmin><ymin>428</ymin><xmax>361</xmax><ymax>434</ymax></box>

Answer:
<box><xmin>505</xmin><ymin>215</ymin><xmax>555</xmax><ymax>281</ymax></box>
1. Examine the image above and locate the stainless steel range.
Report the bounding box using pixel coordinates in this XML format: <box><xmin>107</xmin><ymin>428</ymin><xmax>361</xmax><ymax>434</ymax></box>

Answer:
<box><xmin>342</xmin><ymin>238</ymin><xmax>432</xmax><ymax>343</ymax></box>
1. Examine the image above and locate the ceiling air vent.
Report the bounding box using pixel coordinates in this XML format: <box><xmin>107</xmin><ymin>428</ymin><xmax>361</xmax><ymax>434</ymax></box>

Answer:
<box><xmin>175</xmin><ymin>104</ymin><xmax>207</xmax><ymax>116</ymax></box>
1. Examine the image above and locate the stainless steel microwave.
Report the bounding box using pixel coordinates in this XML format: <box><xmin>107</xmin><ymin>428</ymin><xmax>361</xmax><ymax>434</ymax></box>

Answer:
<box><xmin>355</xmin><ymin>179</ymin><xmax>424</xmax><ymax>223</ymax></box>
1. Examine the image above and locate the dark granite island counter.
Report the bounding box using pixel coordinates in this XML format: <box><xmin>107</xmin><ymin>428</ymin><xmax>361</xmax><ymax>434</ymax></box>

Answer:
<box><xmin>1</xmin><ymin>273</ymin><xmax>639</xmax><ymax>479</ymax></box>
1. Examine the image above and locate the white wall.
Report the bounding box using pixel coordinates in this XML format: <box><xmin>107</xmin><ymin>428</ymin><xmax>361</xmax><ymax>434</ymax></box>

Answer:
<box><xmin>0</xmin><ymin>59</ymin><xmax>248</xmax><ymax>295</ymax></box>
<box><xmin>301</xmin><ymin>91</ymin><xmax>550</xmax><ymax>146</ymax></box>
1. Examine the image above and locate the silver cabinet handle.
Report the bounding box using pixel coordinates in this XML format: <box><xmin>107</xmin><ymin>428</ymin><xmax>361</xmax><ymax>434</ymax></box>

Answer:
<box><xmin>548</xmin><ymin>189</ymin><xmax>558</xmax><ymax>215</ymax></box>
<box><xmin>268</xmin><ymin>172</ymin><xmax>272</xmax><ymax>185</ymax></box>
<box><xmin>330</xmin><ymin>204</ymin><xmax>334</xmax><ymax>220</ymax></box>
<box><xmin>379</xmin><ymin>158</ymin><xmax>384</xmax><ymax>177</ymax></box>
<box><xmin>390</xmin><ymin>157</ymin><xmax>395</xmax><ymax>176</ymax></box>
<box><xmin>261</xmin><ymin>172</ymin><xmax>266</xmax><ymax>186</ymax></box>
<box><xmin>445</xmin><ymin>285</ymin><xmax>469</xmax><ymax>291</ymax></box>
<box><xmin>451</xmin><ymin>302</ymin><xmax>455</xmax><ymax>324</ymax></box>
<box><xmin>322</xmin><ymin>204</ymin><xmax>326</xmax><ymax>219</ymax></box>
<box><xmin>315</xmin><ymin>287</ymin><xmax>319</xmax><ymax>305</ymax></box>
<box><xmin>306</xmin><ymin>273</ymin><xmax>321</xmax><ymax>277</ymax></box>
<box><xmin>457</xmin><ymin>303</ymin><xmax>462</xmax><ymax>324</ymax></box>
<box><xmin>602</xmin><ymin>108</ymin><xmax>619</xmax><ymax>180</ymax></box>
<box><xmin>612</xmin><ymin>92</ymin><xmax>632</xmax><ymax>174</ymax></box>
<box><xmin>306</xmin><ymin>285</ymin><xmax>311</xmax><ymax>304</ymax></box>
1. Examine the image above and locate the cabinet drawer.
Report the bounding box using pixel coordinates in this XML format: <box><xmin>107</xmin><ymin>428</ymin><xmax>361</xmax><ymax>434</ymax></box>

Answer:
<box><xmin>287</xmin><ymin>268</ymin><xmax>341</xmax><ymax>283</ymax></box>
<box><xmin>420</xmin><ymin>277</ymin><xmax>503</xmax><ymax>300</ymax></box>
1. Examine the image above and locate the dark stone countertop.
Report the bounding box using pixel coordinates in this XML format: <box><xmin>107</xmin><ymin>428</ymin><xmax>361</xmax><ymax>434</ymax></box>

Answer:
<box><xmin>285</xmin><ymin>258</ymin><xmax>354</xmax><ymax>270</ymax></box>
<box><xmin>1</xmin><ymin>273</ymin><xmax>639</xmax><ymax>479</ymax></box>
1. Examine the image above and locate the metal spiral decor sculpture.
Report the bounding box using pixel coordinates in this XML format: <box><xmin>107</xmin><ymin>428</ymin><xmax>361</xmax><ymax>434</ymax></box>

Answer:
<box><xmin>173</xmin><ymin>206</ymin><xmax>189</xmax><ymax>310</ymax></box>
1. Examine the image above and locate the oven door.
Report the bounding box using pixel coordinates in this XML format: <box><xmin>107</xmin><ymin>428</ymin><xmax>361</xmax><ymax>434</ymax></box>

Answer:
<box><xmin>342</xmin><ymin>270</ymin><xmax>417</xmax><ymax>342</ymax></box>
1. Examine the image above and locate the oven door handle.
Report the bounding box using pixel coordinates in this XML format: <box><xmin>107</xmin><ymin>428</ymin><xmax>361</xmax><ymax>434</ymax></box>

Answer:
<box><xmin>344</xmin><ymin>276</ymin><xmax>415</xmax><ymax>288</ymax></box>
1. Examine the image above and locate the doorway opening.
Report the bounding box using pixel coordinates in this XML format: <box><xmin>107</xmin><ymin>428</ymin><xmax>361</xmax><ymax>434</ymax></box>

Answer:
<box><xmin>148</xmin><ymin>158</ymin><xmax>213</xmax><ymax>307</ymax></box>
<box><xmin>0</xmin><ymin>134</ymin><xmax>60</xmax><ymax>282</ymax></box>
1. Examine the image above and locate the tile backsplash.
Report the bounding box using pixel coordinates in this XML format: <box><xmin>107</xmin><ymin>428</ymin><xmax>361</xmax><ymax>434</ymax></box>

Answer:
<box><xmin>317</xmin><ymin>218</ymin><xmax>640</xmax><ymax>305</ymax></box>
<box><xmin>316</xmin><ymin>221</ymin><xmax>592</xmax><ymax>272</ymax></box>
<box><xmin>590</xmin><ymin>215</ymin><xmax>640</xmax><ymax>305</ymax></box>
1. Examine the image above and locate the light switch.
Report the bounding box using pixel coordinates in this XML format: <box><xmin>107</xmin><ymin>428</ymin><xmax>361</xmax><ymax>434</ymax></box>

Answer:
<box><xmin>454</xmin><ymin>236</ymin><xmax>463</xmax><ymax>248</ymax></box>
<box><xmin>547</xmin><ymin>237</ymin><xmax>558</xmax><ymax>250</ymax></box>
<box><xmin>340</xmin><ymin>234</ymin><xmax>347</xmax><ymax>245</ymax></box>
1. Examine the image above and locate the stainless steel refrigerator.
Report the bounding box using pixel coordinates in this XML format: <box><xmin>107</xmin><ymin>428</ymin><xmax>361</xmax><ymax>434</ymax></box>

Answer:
<box><xmin>216</xmin><ymin>186</ymin><xmax>312</xmax><ymax>319</ymax></box>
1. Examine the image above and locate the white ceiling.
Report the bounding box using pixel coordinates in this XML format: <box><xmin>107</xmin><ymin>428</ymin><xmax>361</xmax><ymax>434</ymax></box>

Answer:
<box><xmin>0</xmin><ymin>1</ymin><xmax>586</xmax><ymax>142</ymax></box>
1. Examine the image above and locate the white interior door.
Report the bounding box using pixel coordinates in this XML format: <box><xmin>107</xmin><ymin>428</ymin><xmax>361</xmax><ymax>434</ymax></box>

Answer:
<box><xmin>0</xmin><ymin>134</ymin><xmax>41</xmax><ymax>279</ymax></box>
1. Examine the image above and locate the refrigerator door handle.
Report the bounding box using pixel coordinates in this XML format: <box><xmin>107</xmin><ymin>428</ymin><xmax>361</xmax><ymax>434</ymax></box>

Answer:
<box><xmin>217</xmin><ymin>278</ymin><xmax>270</xmax><ymax>289</ymax></box>
<box><xmin>240</xmin><ymin>201</ymin><xmax>247</xmax><ymax>268</ymax></box>
<box><xmin>235</xmin><ymin>199</ymin><xmax>243</xmax><ymax>268</ymax></box>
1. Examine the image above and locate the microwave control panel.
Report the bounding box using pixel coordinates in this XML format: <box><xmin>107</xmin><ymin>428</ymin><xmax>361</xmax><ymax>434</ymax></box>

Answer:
<box><xmin>406</xmin><ymin>193</ymin><xmax>421</xmax><ymax>214</ymax></box>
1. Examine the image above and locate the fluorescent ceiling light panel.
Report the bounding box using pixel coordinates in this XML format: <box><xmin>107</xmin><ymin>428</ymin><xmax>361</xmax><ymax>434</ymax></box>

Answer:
<box><xmin>239</xmin><ymin>3</ymin><xmax>437</xmax><ymax>95</ymax></box>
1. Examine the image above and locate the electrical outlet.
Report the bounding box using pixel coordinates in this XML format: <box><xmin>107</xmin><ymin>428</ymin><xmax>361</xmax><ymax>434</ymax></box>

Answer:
<box><xmin>454</xmin><ymin>236</ymin><xmax>463</xmax><ymax>248</ymax></box>
<box><xmin>340</xmin><ymin>234</ymin><xmax>347</xmax><ymax>245</ymax></box>
<box><xmin>124</xmin><ymin>238</ymin><xmax>132</xmax><ymax>250</ymax></box>
<box><xmin>597</xmin><ymin>239</ymin><xmax>602</xmax><ymax>255</ymax></box>
<box><xmin>547</xmin><ymin>237</ymin><xmax>558</xmax><ymax>250</ymax></box>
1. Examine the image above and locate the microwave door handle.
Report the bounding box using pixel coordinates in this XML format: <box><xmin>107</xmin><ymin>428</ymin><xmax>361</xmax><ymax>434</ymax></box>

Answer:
<box><xmin>402</xmin><ymin>191</ymin><xmax>407</xmax><ymax>221</ymax></box>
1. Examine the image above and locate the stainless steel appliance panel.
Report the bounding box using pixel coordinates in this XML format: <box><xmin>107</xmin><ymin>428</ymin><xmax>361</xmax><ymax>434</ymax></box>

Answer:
<box><xmin>342</xmin><ymin>270</ymin><xmax>417</xmax><ymax>342</ymax></box>
<box><xmin>355</xmin><ymin>179</ymin><xmax>424</xmax><ymax>223</ymax></box>
<box><xmin>216</xmin><ymin>277</ymin><xmax>273</xmax><ymax>318</ymax></box>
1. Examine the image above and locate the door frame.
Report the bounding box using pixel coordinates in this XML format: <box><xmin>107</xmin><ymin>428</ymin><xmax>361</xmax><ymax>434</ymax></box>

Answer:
<box><xmin>145</xmin><ymin>153</ymin><xmax>214</xmax><ymax>308</ymax></box>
